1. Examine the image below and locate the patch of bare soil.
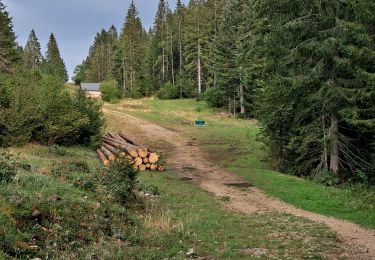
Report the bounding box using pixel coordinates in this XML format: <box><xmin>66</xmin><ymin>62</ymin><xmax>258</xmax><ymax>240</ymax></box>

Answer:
<box><xmin>104</xmin><ymin>108</ymin><xmax>375</xmax><ymax>259</ymax></box>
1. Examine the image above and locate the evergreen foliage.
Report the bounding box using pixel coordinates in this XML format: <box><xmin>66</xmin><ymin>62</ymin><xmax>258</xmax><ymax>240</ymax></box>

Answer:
<box><xmin>23</xmin><ymin>29</ymin><xmax>43</xmax><ymax>70</ymax></box>
<box><xmin>252</xmin><ymin>0</ymin><xmax>375</xmax><ymax>182</ymax></box>
<box><xmin>115</xmin><ymin>1</ymin><xmax>147</xmax><ymax>97</ymax></box>
<box><xmin>76</xmin><ymin>26</ymin><xmax>118</xmax><ymax>83</ymax></box>
<box><xmin>44</xmin><ymin>33</ymin><xmax>68</xmax><ymax>82</ymax></box>
<box><xmin>0</xmin><ymin>0</ymin><xmax>19</xmax><ymax>74</ymax></box>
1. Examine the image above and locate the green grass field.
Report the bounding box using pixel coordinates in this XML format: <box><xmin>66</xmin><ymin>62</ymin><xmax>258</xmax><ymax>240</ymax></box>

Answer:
<box><xmin>107</xmin><ymin>98</ymin><xmax>375</xmax><ymax>229</ymax></box>
<box><xmin>0</xmin><ymin>144</ymin><xmax>342</xmax><ymax>259</ymax></box>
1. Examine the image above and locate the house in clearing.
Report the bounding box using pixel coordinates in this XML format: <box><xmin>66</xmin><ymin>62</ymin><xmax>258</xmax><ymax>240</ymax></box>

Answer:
<box><xmin>81</xmin><ymin>83</ymin><xmax>100</xmax><ymax>98</ymax></box>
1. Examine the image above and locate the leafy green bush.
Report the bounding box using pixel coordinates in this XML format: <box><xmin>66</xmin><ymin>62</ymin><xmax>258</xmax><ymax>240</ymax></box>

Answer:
<box><xmin>0</xmin><ymin>152</ymin><xmax>30</xmax><ymax>185</ymax></box>
<box><xmin>102</xmin><ymin>159</ymin><xmax>138</xmax><ymax>203</ymax></box>
<box><xmin>157</xmin><ymin>81</ymin><xmax>179</xmax><ymax>99</ymax></box>
<box><xmin>0</xmin><ymin>70</ymin><xmax>104</xmax><ymax>147</ymax></box>
<box><xmin>100</xmin><ymin>80</ymin><xmax>121</xmax><ymax>102</ymax></box>
<box><xmin>203</xmin><ymin>87</ymin><xmax>227</xmax><ymax>108</ymax></box>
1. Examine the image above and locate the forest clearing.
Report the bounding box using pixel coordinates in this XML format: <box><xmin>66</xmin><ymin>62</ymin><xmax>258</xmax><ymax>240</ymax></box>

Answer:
<box><xmin>1</xmin><ymin>0</ymin><xmax>375</xmax><ymax>259</ymax></box>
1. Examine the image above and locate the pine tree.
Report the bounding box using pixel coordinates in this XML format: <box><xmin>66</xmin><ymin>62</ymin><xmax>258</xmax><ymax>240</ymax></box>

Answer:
<box><xmin>0</xmin><ymin>0</ymin><xmax>19</xmax><ymax>74</ymax></box>
<box><xmin>116</xmin><ymin>1</ymin><xmax>147</xmax><ymax>96</ymax></box>
<box><xmin>213</xmin><ymin>0</ymin><xmax>244</xmax><ymax>114</ymax></box>
<box><xmin>23</xmin><ymin>29</ymin><xmax>43</xmax><ymax>70</ymax></box>
<box><xmin>183</xmin><ymin>0</ymin><xmax>225</xmax><ymax>96</ymax></box>
<box><xmin>255</xmin><ymin>0</ymin><xmax>375</xmax><ymax>181</ymax></box>
<box><xmin>176</xmin><ymin>0</ymin><xmax>185</xmax><ymax>97</ymax></box>
<box><xmin>83</xmin><ymin>26</ymin><xmax>118</xmax><ymax>83</ymax></box>
<box><xmin>44</xmin><ymin>33</ymin><xmax>68</xmax><ymax>82</ymax></box>
<box><xmin>149</xmin><ymin>0</ymin><xmax>169</xmax><ymax>88</ymax></box>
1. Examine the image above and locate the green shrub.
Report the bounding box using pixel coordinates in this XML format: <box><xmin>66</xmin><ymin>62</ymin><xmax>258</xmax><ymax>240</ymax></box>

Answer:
<box><xmin>203</xmin><ymin>87</ymin><xmax>227</xmax><ymax>108</ymax></box>
<box><xmin>157</xmin><ymin>81</ymin><xmax>179</xmax><ymax>99</ymax></box>
<box><xmin>100</xmin><ymin>80</ymin><xmax>121</xmax><ymax>102</ymax></box>
<box><xmin>0</xmin><ymin>70</ymin><xmax>104</xmax><ymax>147</ymax></box>
<box><xmin>0</xmin><ymin>152</ymin><xmax>30</xmax><ymax>185</ymax></box>
<box><xmin>102</xmin><ymin>159</ymin><xmax>138</xmax><ymax>203</ymax></box>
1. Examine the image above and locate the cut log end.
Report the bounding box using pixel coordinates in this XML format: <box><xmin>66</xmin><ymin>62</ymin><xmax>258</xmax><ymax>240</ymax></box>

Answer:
<box><xmin>138</xmin><ymin>164</ymin><xmax>147</xmax><ymax>171</ymax></box>
<box><xmin>133</xmin><ymin>157</ymin><xmax>143</xmax><ymax>166</ymax></box>
<box><xmin>149</xmin><ymin>153</ymin><xmax>159</xmax><ymax>164</ymax></box>
<box><xmin>138</xmin><ymin>148</ymin><xmax>148</xmax><ymax>158</ymax></box>
<box><xmin>150</xmin><ymin>164</ymin><xmax>158</xmax><ymax>171</ymax></box>
<box><xmin>129</xmin><ymin>149</ymin><xmax>139</xmax><ymax>158</ymax></box>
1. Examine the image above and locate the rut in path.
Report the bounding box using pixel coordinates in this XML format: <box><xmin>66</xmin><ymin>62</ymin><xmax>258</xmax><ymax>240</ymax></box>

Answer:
<box><xmin>105</xmin><ymin>108</ymin><xmax>375</xmax><ymax>259</ymax></box>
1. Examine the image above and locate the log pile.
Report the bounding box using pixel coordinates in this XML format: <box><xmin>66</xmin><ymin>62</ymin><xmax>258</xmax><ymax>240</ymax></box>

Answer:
<box><xmin>96</xmin><ymin>132</ymin><xmax>165</xmax><ymax>172</ymax></box>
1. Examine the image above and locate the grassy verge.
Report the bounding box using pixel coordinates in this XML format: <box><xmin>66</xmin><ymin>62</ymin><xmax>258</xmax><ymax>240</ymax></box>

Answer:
<box><xmin>106</xmin><ymin>98</ymin><xmax>375</xmax><ymax>229</ymax></box>
<box><xmin>0</xmin><ymin>145</ymin><xmax>342</xmax><ymax>259</ymax></box>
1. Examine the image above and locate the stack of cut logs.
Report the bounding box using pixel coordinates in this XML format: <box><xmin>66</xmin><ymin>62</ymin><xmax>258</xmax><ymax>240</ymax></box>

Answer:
<box><xmin>96</xmin><ymin>132</ymin><xmax>165</xmax><ymax>171</ymax></box>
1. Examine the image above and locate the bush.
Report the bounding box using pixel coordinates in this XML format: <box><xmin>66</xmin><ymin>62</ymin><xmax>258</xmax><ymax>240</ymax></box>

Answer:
<box><xmin>0</xmin><ymin>70</ymin><xmax>104</xmax><ymax>147</ymax></box>
<box><xmin>102</xmin><ymin>159</ymin><xmax>138</xmax><ymax>203</ymax></box>
<box><xmin>157</xmin><ymin>81</ymin><xmax>179</xmax><ymax>99</ymax></box>
<box><xmin>100</xmin><ymin>80</ymin><xmax>121</xmax><ymax>102</ymax></box>
<box><xmin>203</xmin><ymin>87</ymin><xmax>227</xmax><ymax>108</ymax></box>
<box><xmin>0</xmin><ymin>152</ymin><xmax>30</xmax><ymax>185</ymax></box>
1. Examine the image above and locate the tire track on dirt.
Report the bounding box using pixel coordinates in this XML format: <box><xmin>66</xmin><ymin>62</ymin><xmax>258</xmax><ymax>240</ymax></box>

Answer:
<box><xmin>104</xmin><ymin>108</ymin><xmax>375</xmax><ymax>259</ymax></box>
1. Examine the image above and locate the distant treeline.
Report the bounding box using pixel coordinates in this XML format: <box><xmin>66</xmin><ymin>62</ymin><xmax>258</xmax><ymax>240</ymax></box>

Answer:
<box><xmin>0</xmin><ymin>1</ymin><xmax>103</xmax><ymax>147</ymax></box>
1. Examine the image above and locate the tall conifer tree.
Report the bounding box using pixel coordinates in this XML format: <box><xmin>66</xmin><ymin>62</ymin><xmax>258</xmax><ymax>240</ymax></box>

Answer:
<box><xmin>0</xmin><ymin>0</ymin><xmax>19</xmax><ymax>74</ymax></box>
<box><xmin>44</xmin><ymin>33</ymin><xmax>68</xmax><ymax>82</ymax></box>
<box><xmin>117</xmin><ymin>0</ymin><xmax>147</xmax><ymax>96</ymax></box>
<box><xmin>23</xmin><ymin>29</ymin><xmax>42</xmax><ymax>70</ymax></box>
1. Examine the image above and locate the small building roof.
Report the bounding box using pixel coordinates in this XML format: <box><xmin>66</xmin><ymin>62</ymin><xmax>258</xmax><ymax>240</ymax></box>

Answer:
<box><xmin>81</xmin><ymin>83</ymin><xmax>100</xmax><ymax>92</ymax></box>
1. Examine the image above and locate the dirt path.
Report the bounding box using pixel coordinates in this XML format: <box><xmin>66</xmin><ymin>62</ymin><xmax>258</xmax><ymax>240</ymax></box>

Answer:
<box><xmin>105</xmin><ymin>108</ymin><xmax>375</xmax><ymax>259</ymax></box>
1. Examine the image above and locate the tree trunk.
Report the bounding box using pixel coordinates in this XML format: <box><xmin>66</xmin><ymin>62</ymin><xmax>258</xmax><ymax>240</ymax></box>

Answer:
<box><xmin>228</xmin><ymin>97</ymin><xmax>232</xmax><ymax>114</ymax></box>
<box><xmin>103</xmin><ymin>138</ymin><xmax>139</xmax><ymax>158</ymax></box>
<box><xmin>100</xmin><ymin>146</ymin><xmax>115</xmax><ymax>161</ymax></box>
<box><xmin>197</xmin><ymin>14</ymin><xmax>202</xmax><ymax>96</ymax></box>
<box><xmin>197</xmin><ymin>43</ymin><xmax>202</xmax><ymax>95</ymax></box>
<box><xmin>179</xmin><ymin>18</ymin><xmax>183</xmax><ymax>98</ymax></box>
<box><xmin>170</xmin><ymin>27</ymin><xmax>175</xmax><ymax>86</ymax></box>
<box><xmin>162</xmin><ymin>19</ymin><xmax>166</xmax><ymax>84</ymax></box>
<box><xmin>322</xmin><ymin>114</ymin><xmax>328</xmax><ymax>170</ymax></box>
<box><xmin>97</xmin><ymin>149</ymin><xmax>110</xmax><ymax>166</ymax></box>
<box><xmin>122</xmin><ymin>62</ymin><xmax>126</xmax><ymax>92</ymax></box>
<box><xmin>329</xmin><ymin>115</ymin><xmax>339</xmax><ymax>174</ymax></box>
<box><xmin>240</xmin><ymin>84</ymin><xmax>245</xmax><ymax>114</ymax></box>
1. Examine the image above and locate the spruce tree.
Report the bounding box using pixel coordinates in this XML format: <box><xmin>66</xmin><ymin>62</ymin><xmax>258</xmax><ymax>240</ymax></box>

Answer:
<box><xmin>176</xmin><ymin>0</ymin><xmax>185</xmax><ymax>97</ymax></box>
<box><xmin>0</xmin><ymin>0</ymin><xmax>19</xmax><ymax>74</ymax></box>
<box><xmin>149</xmin><ymin>0</ymin><xmax>169</xmax><ymax>88</ymax></box>
<box><xmin>213</xmin><ymin>0</ymin><xmax>245</xmax><ymax>114</ymax></box>
<box><xmin>117</xmin><ymin>1</ymin><xmax>147</xmax><ymax>96</ymax></box>
<box><xmin>23</xmin><ymin>29</ymin><xmax>43</xmax><ymax>70</ymax></box>
<box><xmin>44</xmin><ymin>33</ymin><xmax>68</xmax><ymax>82</ymax></box>
<box><xmin>84</xmin><ymin>26</ymin><xmax>118</xmax><ymax>83</ymax></box>
<box><xmin>255</xmin><ymin>0</ymin><xmax>375</xmax><ymax>181</ymax></box>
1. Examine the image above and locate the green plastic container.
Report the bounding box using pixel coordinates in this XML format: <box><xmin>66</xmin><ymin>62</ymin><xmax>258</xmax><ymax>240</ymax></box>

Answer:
<box><xmin>195</xmin><ymin>119</ymin><xmax>206</xmax><ymax>126</ymax></box>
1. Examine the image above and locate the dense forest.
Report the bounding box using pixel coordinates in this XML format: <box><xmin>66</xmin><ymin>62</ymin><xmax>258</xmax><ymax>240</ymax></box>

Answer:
<box><xmin>74</xmin><ymin>0</ymin><xmax>375</xmax><ymax>184</ymax></box>
<box><xmin>0</xmin><ymin>1</ymin><xmax>103</xmax><ymax>147</ymax></box>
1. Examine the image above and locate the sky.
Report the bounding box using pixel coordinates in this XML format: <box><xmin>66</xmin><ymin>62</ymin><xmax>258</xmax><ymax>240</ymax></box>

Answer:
<box><xmin>4</xmin><ymin>0</ymin><xmax>189</xmax><ymax>80</ymax></box>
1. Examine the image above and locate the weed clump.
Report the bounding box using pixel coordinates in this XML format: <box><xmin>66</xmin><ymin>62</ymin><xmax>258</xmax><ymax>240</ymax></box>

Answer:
<box><xmin>102</xmin><ymin>158</ymin><xmax>138</xmax><ymax>204</ymax></box>
<box><xmin>0</xmin><ymin>152</ymin><xmax>30</xmax><ymax>184</ymax></box>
